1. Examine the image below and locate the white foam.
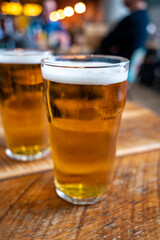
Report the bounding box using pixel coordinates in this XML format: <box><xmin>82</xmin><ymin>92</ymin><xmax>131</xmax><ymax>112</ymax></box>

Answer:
<box><xmin>41</xmin><ymin>61</ymin><xmax>128</xmax><ymax>85</ymax></box>
<box><xmin>0</xmin><ymin>50</ymin><xmax>51</xmax><ymax>64</ymax></box>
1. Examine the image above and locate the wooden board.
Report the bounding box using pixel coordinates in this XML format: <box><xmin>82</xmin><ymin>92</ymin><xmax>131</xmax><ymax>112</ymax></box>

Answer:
<box><xmin>117</xmin><ymin>105</ymin><xmax>160</xmax><ymax>156</ymax></box>
<box><xmin>0</xmin><ymin>101</ymin><xmax>160</xmax><ymax>180</ymax></box>
<box><xmin>0</xmin><ymin>150</ymin><xmax>160</xmax><ymax>239</ymax></box>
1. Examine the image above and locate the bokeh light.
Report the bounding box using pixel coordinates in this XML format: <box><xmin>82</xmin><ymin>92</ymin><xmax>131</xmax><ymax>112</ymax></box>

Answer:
<box><xmin>50</xmin><ymin>11</ymin><xmax>58</xmax><ymax>22</ymax></box>
<box><xmin>23</xmin><ymin>4</ymin><xmax>42</xmax><ymax>17</ymax></box>
<box><xmin>1</xmin><ymin>2</ymin><xmax>23</xmax><ymax>16</ymax></box>
<box><xmin>74</xmin><ymin>2</ymin><xmax>86</xmax><ymax>14</ymax></box>
<box><xmin>64</xmin><ymin>6</ymin><xmax>74</xmax><ymax>17</ymax></box>
<box><xmin>56</xmin><ymin>9</ymin><xmax>65</xmax><ymax>20</ymax></box>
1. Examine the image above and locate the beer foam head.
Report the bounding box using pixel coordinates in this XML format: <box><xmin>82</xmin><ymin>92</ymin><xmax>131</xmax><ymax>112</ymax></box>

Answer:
<box><xmin>41</xmin><ymin>57</ymin><xmax>129</xmax><ymax>85</ymax></box>
<box><xmin>0</xmin><ymin>49</ymin><xmax>51</xmax><ymax>64</ymax></box>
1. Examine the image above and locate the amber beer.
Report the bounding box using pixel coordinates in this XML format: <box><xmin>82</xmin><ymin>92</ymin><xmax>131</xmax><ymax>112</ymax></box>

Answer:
<box><xmin>41</xmin><ymin>56</ymin><xmax>129</xmax><ymax>204</ymax></box>
<box><xmin>0</xmin><ymin>50</ymin><xmax>50</xmax><ymax>161</ymax></box>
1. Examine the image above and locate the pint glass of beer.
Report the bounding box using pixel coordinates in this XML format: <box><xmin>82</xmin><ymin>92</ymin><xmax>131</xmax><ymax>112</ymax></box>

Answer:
<box><xmin>41</xmin><ymin>55</ymin><xmax>129</xmax><ymax>204</ymax></box>
<box><xmin>0</xmin><ymin>49</ymin><xmax>50</xmax><ymax>161</ymax></box>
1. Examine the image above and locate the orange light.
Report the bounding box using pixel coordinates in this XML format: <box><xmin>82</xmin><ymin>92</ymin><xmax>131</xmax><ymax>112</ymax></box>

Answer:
<box><xmin>56</xmin><ymin>9</ymin><xmax>65</xmax><ymax>20</ymax></box>
<box><xmin>1</xmin><ymin>2</ymin><xmax>23</xmax><ymax>16</ymax></box>
<box><xmin>74</xmin><ymin>2</ymin><xmax>86</xmax><ymax>14</ymax></box>
<box><xmin>23</xmin><ymin>4</ymin><xmax>42</xmax><ymax>17</ymax></box>
<box><xmin>64</xmin><ymin>6</ymin><xmax>74</xmax><ymax>17</ymax></box>
<box><xmin>50</xmin><ymin>11</ymin><xmax>58</xmax><ymax>22</ymax></box>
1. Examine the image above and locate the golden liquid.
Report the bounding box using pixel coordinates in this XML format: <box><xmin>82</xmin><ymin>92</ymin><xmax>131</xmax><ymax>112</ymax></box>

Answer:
<box><xmin>0</xmin><ymin>63</ymin><xmax>49</xmax><ymax>156</ymax></box>
<box><xmin>44</xmin><ymin>80</ymin><xmax>126</xmax><ymax>199</ymax></box>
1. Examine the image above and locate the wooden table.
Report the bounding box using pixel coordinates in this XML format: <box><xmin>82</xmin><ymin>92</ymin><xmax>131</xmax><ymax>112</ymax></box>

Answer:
<box><xmin>0</xmin><ymin>101</ymin><xmax>160</xmax><ymax>239</ymax></box>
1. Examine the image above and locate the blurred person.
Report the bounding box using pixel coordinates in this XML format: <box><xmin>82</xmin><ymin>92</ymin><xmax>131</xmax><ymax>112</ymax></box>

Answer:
<box><xmin>0</xmin><ymin>17</ymin><xmax>15</xmax><ymax>48</ymax></box>
<box><xmin>0</xmin><ymin>25</ymin><xmax>4</xmax><ymax>41</ymax></box>
<box><xmin>96</xmin><ymin>0</ymin><xmax>149</xmax><ymax>59</ymax></box>
<box><xmin>28</xmin><ymin>0</ymin><xmax>71</xmax><ymax>50</ymax></box>
<box><xmin>0</xmin><ymin>25</ymin><xmax>5</xmax><ymax>48</ymax></box>
<box><xmin>12</xmin><ymin>16</ymin><xmax>33</xmax><ymax>48</ymax></box>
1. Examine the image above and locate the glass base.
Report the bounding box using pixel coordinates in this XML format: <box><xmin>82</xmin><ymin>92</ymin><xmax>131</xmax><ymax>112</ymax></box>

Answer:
<box><xmin>56</xmin><ymin>188</ymin><xmax>102</xmax><ymax>205</ymax></box>
<box><xmin>5</xmin><ymin>148</ymin><xmax>51</xmax><ymax>162</ymax></box>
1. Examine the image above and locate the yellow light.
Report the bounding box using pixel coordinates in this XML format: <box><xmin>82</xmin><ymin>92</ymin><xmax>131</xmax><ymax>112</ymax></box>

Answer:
<box><xmin>74</xmin><ymin>2</ymin><xmax>86</xmax><ymax>14</ymax></box>
<box><xmin>56</xmin><ymin>9</ymin><xmax>65</xmax><ymax>20</ymax></box>
<box><xmin>23</xmin><ymin>4</ymin><xmax>42</xmax><ymax>17</ymax></box>
<box><xmin>64</xmin><ymin>6</ymin><xmax>74</xmax><ymax>17</ymax></box>
<box><xmin>1</xmin><ymin>2</ymin><xmax>23</xmax><ymax>16</ymax></box>
<box><xmin>50</xmin><ymin>11</ymin><xmax>58</xmax><ymax>22</ymax></box>
<box><xmin>1</xmin><ymin>2</ymin><xmax>8</xmax><ymax>13</ymax></box>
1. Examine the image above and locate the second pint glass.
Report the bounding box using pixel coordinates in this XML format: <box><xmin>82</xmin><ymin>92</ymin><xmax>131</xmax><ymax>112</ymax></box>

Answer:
<box><xmin>41</xmin><ymin>55</ymin><xmax>129</xmax><ymax>204</ymax></box>
<box><xmin>0</xmin><ymin>49</ymin><xmax>50</xmax><ymax>161</ymax></box>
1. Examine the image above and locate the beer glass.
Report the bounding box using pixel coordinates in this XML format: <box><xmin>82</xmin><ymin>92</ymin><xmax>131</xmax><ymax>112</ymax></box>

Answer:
<box><xmin>41</xmin><ymin>55</ymin><xmax>129</xmax><ymax>204</ymax></box>
<box><xmin>0</xmin><ymin>49</ymin><xmax>51</xmax><ymax>161</ymax></box>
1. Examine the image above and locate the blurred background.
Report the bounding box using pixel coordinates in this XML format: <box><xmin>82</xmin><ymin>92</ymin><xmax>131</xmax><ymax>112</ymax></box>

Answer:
<box><xmin>0</xmin><ymin>0</ymin><xmax>160</xmax><ymax>113</ymax></box>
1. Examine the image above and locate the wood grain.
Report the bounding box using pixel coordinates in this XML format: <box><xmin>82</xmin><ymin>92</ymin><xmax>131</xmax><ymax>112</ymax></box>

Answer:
<box><xmin>0</xmin><ymin>150</ymin><xmax>160</xmax><ymax>239</ymax></box>
<box><xmin>1</xmin><ymin>101</ymin><xmax>160</xmax><ymax>180</ymax></box>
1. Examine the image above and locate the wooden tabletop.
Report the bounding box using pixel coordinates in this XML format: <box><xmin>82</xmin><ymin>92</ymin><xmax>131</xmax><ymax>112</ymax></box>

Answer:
<box><xmin>0</xmin><ymin>101</ymin><xmax>160</xmax><ymax>239</ymax></box>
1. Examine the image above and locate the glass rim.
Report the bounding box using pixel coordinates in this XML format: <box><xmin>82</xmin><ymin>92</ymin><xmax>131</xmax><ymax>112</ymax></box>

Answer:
<box><xmin>0</xmin><ymin>48</ymin><xmax>51</xmax><ymax>57</ymax></box>
<box><xmin>41</xmin><ymin>55</ymin><xmax>129</xmax><ymax>69</ymax></box>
